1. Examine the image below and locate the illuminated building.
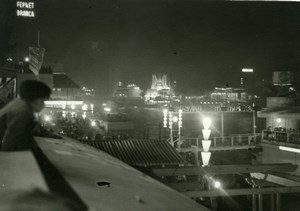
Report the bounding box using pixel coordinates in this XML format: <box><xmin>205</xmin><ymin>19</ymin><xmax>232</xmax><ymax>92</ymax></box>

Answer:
<box><xmin>211</xmin><ymin>87</ymin><xmax>248</xmax><ymax>103</ymax></box>
<box><xmin>113</xmin><ymin>83</ymin><xmax>142</xmax><ymax>99</ymax></box>
<box><xmin>240</xmin><ymin>68</ymin><xmax>254</xmax><ymax>89</ymax></box>
<box><xmin>258</xmin><ymin>97</ymin><xmax>298</xmax><ymax>129</ymax></box>
<box><xmin>81</xmin><ymin>87</ymin><xmax>95</xmax><ymax>97</ymax></box>
<box><xmin>145</xmin><ymin>74</ymin><xmax>173</xmax><ymax>102</ymax></box>
<box><xmin>52</xmin><ymin>73</ymin><xmax>81</xmax><ymax>100</ymax></box>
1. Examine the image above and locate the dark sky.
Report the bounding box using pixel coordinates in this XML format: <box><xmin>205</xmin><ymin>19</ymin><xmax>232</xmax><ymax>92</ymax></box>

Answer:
<box><xmin>2</xmin><ymin>0</ymin><xmax>300</xmax><ymax>94</ymax></box>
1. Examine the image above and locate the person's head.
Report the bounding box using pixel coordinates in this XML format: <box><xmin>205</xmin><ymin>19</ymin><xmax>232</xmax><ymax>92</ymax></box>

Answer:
<box><xmin>19</xmin><ymin>80</ymin><xmax>51</xmax><ymax>112</ymax></box>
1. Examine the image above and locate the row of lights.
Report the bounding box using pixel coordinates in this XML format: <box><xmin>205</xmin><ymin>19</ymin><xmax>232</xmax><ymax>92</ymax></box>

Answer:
<box><xmin>43</xmin><ymin>113</ymin><xmax>98</xmax><ymax>127</ymax></box>
<box><xmin>163</xmin><ymin>109</ymin><xmax>182</xmax><ymax>127</ymax></box>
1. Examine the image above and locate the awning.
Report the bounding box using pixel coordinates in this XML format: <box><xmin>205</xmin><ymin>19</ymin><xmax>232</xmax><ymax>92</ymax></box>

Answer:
<box><xmin>258</xmin><ymin>106</ymin><xmax>300</xmax><ymax>119</ymax></box>
<box><xmin>80</xmin><ymin>139</ymin><xmax>187</xmax><ymax>167</ymax></box>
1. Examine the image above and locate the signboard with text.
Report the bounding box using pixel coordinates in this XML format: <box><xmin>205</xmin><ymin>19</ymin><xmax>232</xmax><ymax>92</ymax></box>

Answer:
<box><xmin>16</xmin><ymin>1</ymin><xmax>35</xmax><ymax>17</ymax></box>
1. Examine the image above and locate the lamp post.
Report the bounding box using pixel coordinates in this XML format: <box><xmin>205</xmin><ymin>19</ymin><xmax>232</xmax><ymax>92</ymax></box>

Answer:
<box><xmin>200</xmin><ymin>117</ymin><xmax>219</xmax><ymax>210</ymax></box>
<box><xmin>169</xmin><ymin>112</ymin><xmax>174</xmax><ymax>146</ymax></box>
<box><xmin>201</xmin><ymin>117</ymin><xmax>212</xmax><ymax>166</ymax></box>
<box><xmin>253</xmin><ymin>103</ymin><xmax>257</xmax><ymax>142</ymax></box>
<box><xmin>178</xmin><ymin>109</ymin><xmax>182</xmax><ymax>144</ymax></box>
<box><xmin>163</xmin><ymin>109</ymin><xmax>183</xmax><ymax>147</ymax></box>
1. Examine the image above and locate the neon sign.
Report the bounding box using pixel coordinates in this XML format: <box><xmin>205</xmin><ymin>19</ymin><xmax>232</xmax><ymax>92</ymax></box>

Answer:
<box><xmin>16</xmin><ymin>1</ymin><xmax>35</xmax><ymax>17</ymax></box>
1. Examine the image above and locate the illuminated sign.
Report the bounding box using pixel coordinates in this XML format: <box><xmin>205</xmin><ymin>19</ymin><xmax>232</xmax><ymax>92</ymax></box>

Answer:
<box><xmin>16</xmin><ymin>1</ymin><xmax>35</xmax><ymax>17</ymax></box>
<box><xmin>242</xmin><ymin>68</ymin><xmax>254</xmax><ymax>73</ymax></box>
<box><xmin>273</xmin><ymin>71</ymin><xmax>293</xmax><ymax>86</ymax></box>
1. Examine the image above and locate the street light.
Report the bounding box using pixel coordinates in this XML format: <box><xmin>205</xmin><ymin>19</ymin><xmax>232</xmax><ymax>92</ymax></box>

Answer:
<box><xmin>203</xmin><ymin>117</ymin><xmax>212</xmax><ymax>130</ymax></box>
<box><xmin>44</xmin><ymin>115</ymin><xmax>51</xmax><ymax>122</ymax></box>
<box><xmin>82</xmin><ymin>104</ymin><xmax>88</xmax><ymax>111</ymax></box>
<box><xmin>104</xmin><ymin>107</ymin><xmax>111</xmax><ymax>112</ymax></box>
<box><xmin>178</xmin><ymin>109</ymin><xmax>182</xmax><ymax>145</ymax></box>
<box><xmin>91</xmin><ymin>121</ymin><xmax>96</xmax><ymax>127</ymax></box>
<box><xmin>172</xmin><ymin>116</ymin><xmax>178</xmax><ymax>122</ymax></box>
<box><xmin>169</xmin><ymin>112</ymin><xmax>174</xmax><ymax>146</ymax></box>
<box><xmin>163</xmin><ymin>109</ymin><xmax>183</xmax><ymax>147</ymax></box>
<box><xmin>91</xmin><ymin>104</ymin><xmax>94</xmax><ymax>113</ymax></box>
<box><xmin>163</xmin><ymin>109</ymin><xmax>168</xmax><ymax>128</ymax></box>
<box><xmin>201</xmin><ymin>117</ymin><xmax>212</xmax><ymax>166</ymax></box>
<box><xmin>214</xmin><ymin>180</ymin><xmax>221</xmax><ymax>189</ymax></box>
<box><xmin>24</xmin><ymin>57</ymin><xmax>30</xmax><ymax>62</ymax></box>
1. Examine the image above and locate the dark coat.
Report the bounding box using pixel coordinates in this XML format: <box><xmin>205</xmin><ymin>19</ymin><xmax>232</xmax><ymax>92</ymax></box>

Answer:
<box><xmin>0</xmin><ymin>98</ymin><xmax>36</xmax><ymax>151</ymax></box>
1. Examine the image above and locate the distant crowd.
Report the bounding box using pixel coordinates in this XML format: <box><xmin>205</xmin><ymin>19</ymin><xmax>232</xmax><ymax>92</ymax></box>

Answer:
<box><xmin>265</xmin><ymin>126</ymin><xmax>300</xmax><ymax>134</ymax></box>
<box><xmin>35</xmin><ymin>111</ymin><xmax>131</xmax><ymax>142</ymax></box>
<box><xmin>263</xmin><ymin>126</ymin><xmax>300</xmax><ymax>144</ymax></box>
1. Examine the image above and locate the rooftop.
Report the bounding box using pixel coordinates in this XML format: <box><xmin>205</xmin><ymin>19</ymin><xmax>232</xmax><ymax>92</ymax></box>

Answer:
<box><xmin>53</xmin><ymin>73</ymin><xmax>80</xmax><ymax>89</ymax></box>
<box><xmin>258</xmin><ymin>106</ymin><xmax>300</xmax><ymax>119</ymax></box>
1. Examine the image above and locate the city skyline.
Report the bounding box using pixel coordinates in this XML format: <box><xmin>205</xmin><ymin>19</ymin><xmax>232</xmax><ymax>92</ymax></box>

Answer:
<box><xmin>1</xmin><ymin>1</ymin><xmax>300</xmax><ymax>94</ymax></box>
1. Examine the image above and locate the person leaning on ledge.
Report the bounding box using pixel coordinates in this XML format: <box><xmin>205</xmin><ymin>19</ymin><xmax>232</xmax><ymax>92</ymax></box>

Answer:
<box><xmin>0</xmin><ymin>80</ymin><xmax>51</xmax><ymax>151</ymax></box>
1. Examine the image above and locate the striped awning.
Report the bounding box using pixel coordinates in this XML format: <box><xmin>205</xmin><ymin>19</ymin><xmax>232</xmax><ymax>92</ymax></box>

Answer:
<box><xmin>80</xmin><ymin>139</ymin><xmax>186</xmax><ymax>167</ymax></box>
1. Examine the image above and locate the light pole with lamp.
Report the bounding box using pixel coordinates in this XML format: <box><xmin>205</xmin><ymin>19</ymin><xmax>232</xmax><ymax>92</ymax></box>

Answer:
<box><xmin>163</xmin><ymin>109</ymin><xmax>183</xmax><ymax>147</ymax></box>
<box><xmin>201</xmin><ymin>117</ymin><xmax>212</xmax><ymax>166</ymax></box>
<box><xmin>200</xmin><ymin>117</ymin><xmax>220</xmax><ymax>210</ymax></box>
<box><xmin>169</xmin><ymin>111</ymin><xmax>174</xmax><ymax>146</ymax></box>
<box><xmin>252</xmin><ymin>103</ymin><xmax>257</xmax><ymax>142</ymax></box>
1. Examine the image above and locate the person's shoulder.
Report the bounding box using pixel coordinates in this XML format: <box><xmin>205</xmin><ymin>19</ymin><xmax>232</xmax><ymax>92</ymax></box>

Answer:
<box><xmin>1</xmin><ymin>99</ymin><xmax>32</xmax><ymax>118</ymax></box>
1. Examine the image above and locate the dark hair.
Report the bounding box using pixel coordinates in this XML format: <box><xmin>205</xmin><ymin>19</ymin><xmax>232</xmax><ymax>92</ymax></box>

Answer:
<box><xmin>19</xmin><ymin>80</ymin><xmax>51</xmax><ymax>102</ymax></box>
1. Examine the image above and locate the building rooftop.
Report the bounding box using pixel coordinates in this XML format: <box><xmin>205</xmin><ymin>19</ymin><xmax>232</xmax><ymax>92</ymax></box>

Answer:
<box><xmin>53</xmin><ymin>73</ymin><xmax>80</xmax><ymax>89</ymax></box>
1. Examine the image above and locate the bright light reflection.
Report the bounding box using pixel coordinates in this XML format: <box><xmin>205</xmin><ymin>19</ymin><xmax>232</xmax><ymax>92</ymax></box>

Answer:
<box><xmin>214</xmin><ymin>181</ymin><xmax>221</xmax><ymax>189</ymax></box>
<box><xmin>279</xmin><ymin>146</ymin><xmax>300</xmax><ymax>153</ymax></box>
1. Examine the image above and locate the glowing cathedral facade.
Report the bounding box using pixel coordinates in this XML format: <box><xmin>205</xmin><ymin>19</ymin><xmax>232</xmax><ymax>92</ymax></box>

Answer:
<box><xmin>145</xmin><ymin>74</ymin><xmax>173</xmax><ymax>102</ymax></box>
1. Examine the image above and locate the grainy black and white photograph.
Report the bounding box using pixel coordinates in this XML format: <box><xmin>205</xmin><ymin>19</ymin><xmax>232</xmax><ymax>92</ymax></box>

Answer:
<box><xmin>1</xmin><ymin>0</ymin><xmax>300</xmax><ymax>210</ymax></box>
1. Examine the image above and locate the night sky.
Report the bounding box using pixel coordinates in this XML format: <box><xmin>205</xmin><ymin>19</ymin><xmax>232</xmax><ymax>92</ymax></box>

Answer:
<box><xmin>1</xmin><ymin>0</ymin><xmax>300</xmax><ymax>94</ymax></box>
